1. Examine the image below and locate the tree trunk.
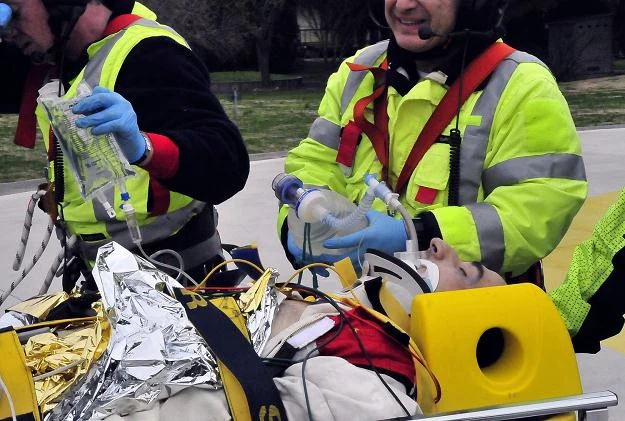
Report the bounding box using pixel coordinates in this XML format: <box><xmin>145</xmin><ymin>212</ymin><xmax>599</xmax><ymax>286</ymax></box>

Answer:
<box><xmin>617</xmin><ymin>0</ymin><xmax>625</xmax><ymax>56</ymax></box>
<box><xmin>256</xmin><ymin>38</ymin><xmax>272</xmax><ymax>87</ymax></box>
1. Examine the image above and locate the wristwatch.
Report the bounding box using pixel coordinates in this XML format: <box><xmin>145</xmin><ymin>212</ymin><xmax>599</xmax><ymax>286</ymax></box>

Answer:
<box><xmin>135</xmin><ymin>132</ymin><xmax>153</xmax><ymax>166</ymax></box>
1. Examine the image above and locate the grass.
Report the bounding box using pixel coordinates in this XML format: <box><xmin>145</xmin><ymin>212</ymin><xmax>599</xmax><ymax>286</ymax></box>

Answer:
<box><xmin>0</xmin><ymin>115</ymin><xmax>47</xmax><ymax>183</ymax></box>
<box><xmin>217</xmin><ymin>90</ymin><xmax>322</xmax><ymax>153</ymax></box>
<box><xmin>559</xmin><ymin>74</ymin><xmax>625</xmax><ymax>127</ymax></box>
<box><xmin>2</xmin><ymin>65</ymin><xmax>625</xmax><ymax>182</ymax></box>
<box><xmin>211</xmin><ymin>71</ymin><xmax>298</xmax><ymax>83</ymax></box>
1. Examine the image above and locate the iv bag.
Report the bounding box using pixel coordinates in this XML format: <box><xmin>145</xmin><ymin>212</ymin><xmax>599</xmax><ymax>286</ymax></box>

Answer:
<box><xmin>37</xmin><ymin>81</ymin><xmax>135</xmax><ymax>201</ymax></box>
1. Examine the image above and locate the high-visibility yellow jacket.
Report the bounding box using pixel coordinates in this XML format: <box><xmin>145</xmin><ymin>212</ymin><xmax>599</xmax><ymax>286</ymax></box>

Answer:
<box><xmin>35</xmin><ymin>4</ymin><xmax>211</xmax><ymax>262</ymax></box>
<box><xmin>551</xmin><ymin>188</ymin><xmax>625</xmax><ymax>353</ymax></box>
<box><xmin>279</xmin><ymin>40</ymin><xmax>587</xmax><ymax>277</ymax></box>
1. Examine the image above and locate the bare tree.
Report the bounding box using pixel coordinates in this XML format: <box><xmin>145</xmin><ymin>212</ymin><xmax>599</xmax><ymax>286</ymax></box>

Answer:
<box><xmin>297</xmin><ymin>0</ymin><xmax>384</xmax><ymax>62</ymax></box>
<box><xmin>140</xmin><ymin>0</ymin><xmax>247</xmax><ymax>64</ymax></box>
<box><xmin>141</xmin><ymin>0</ymin><xmax>288</xmax><ymax>85</ymax></box>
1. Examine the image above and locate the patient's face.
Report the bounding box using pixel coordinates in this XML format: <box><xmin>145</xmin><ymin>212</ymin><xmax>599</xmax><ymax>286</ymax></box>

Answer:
<box><xmin>427</xmin><ymin>238</ymin><xmax>504</xmax><ymax>292</ymax></box>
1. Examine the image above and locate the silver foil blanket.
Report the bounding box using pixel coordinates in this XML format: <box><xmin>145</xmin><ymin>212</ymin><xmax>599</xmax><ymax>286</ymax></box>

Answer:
<box><xmin>47</xmin><ymin>242</ymin><xmax>221</xmax><ymax>420</ymax></box>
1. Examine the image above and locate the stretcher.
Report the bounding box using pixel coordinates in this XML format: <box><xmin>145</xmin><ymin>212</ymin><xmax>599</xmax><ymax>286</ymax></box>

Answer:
<box><xmin>0</xmin><ymin>266</ymin><xmax>619</xmax><ymax>421</ymax></box>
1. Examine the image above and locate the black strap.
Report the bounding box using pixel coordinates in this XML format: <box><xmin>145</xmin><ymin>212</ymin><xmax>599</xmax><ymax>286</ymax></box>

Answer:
<box><xmin>173</xmin><ymin>289</ymin><xmax>288</xmax><ymax>421</ymax></box>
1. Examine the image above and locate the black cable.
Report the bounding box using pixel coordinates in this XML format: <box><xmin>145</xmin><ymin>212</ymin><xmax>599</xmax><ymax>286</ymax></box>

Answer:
<box><xmin>306</xmin><ymin>225</ymin><xmax>319</xmax><ymax>289</ymax></box>
<box><xmin>297</xmin><ymin>223</ymin><xmax>309</xmax><ymax>285</ymax></box>
<box><xmin>54</xmin><ymin>25</ymin><xmax>72</xmax><ymax>284</ymax></box>
<box><xmin>298</xmin><ymin>223</ymin><xmax>319</xmax><ymax>288</ymax></box>
<box><xmin>282</xmin><ymin>283</ymin><xmax>412</xmax><ymax>420</ymax></box>
<box><xmin>448</xmin><ymin>32</ymin><xmax>470</xmax><ymax>206</ymax></box>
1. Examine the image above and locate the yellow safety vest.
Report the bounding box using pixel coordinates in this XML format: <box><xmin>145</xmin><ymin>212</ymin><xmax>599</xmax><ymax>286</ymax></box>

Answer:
<box><xmin>36</xmin><ymin>3</ymin><xmax>205</xmax><ymax>260</ymax></box>
<box><xmin>280</xmin><ymin>40</ymin><xmax>587</xmax><ymax>276</ymax></box>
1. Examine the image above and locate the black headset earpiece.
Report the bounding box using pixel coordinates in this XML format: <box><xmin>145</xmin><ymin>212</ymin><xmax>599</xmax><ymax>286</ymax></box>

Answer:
<box><xmin>456</xmin><ymin>0</ymin><xmax>508</xmax><ymax>38</ymax></box>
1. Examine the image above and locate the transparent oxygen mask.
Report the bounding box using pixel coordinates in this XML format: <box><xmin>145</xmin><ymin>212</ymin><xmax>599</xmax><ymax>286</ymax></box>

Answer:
<box><xmin>37</xmin><ymin>80</ymin><xmax>135</xmax><ymax>217</ymax></box>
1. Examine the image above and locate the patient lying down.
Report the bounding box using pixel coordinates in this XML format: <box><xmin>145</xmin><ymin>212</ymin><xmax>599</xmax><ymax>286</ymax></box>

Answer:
<box><xmin>97</xmin><ymin>238</ymin><xmax>505</xmax><ymax>421</ymax></box>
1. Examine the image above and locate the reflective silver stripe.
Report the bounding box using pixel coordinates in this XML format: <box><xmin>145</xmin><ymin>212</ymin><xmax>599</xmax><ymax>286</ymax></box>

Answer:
<box><xmin>81</xmin><ymin>200</ymin><xmax>207</xmax><ymax>260</ymax></box>
<box><xmin>482</xmin><ymin>154</ymin><xmax>586</xmax><ymax>196</ymax></box>
<box><xmin>84</xmin><ymin>31</ymin><xmax>123</xmax><ymax>87</ymax></box>
<box><xmin>308</xmin><ymin>117</ymin><xmax>341</xmax><ymax>149</ymax></box>
<box><xmin>341</xmin><ymin>40</ymin><xmax>389</xmax><ymax>115</ymax></box>
<box><xmin>84</xmin><ymin>18</ymin><xmax>180</xmax><ymax>87</ymax></box>
<box><xmin>459</xmin><ymin>51</ymin><xmax>546</xmax><ymax>205</ymax></box>
<box><xmin>466</xmin><ymin>202</ymin><xmax>505</xmax><ymax>272</ymax></box>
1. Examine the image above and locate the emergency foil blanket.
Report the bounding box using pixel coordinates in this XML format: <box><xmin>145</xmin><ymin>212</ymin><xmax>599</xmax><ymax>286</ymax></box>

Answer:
<box><xmin>238</xmin><ymin>267</ymin><xmax>284</xmax><ymax>355</ymax></box>
<box><xmin>25</xmin><ymin>303</ymin><xmax>109</xmax><ymax>414</ymax></box>
<box><xmin>47</xmin><ymin>242</ymin><xmax>220</xmax><ymax>420</ymax></box>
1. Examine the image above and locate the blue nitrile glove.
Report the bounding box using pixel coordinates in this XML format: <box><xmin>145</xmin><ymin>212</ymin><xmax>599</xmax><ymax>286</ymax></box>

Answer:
<box><xmin>0</xmin><ymin>3</ymin><xmax>12</xmax><ymax>28</ymax></box>
<box><xmin>323</xmin><ymin>210</ymin><xmax>408</xmax><ymax>266</ymax></box>
<box><xmin>287</xmin><ymin>231</ymin><xmax>331</xmax><ymax>277</ymax></box>
<box><xmin>72</xmin><ymin>86</ymin><xmax>146</xmax><ymax>163</ymax></box>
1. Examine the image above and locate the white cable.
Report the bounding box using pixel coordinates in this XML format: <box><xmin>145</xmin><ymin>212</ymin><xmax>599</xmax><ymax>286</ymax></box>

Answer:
<box><xmin>13</xmin><ymin>220</ymin><xmax>54</xmax><ymax>284</ymax></box>
<box><xmin>0</xmin><ymin>372</ymin><xmax>17</xmax><ymax>421</ymax></box>
<box><xmin>38</xmin><ymin>235</ymin><xmax>77</xmax><ymax>296</ymax></box>
<box><xmin>2</xmin><ymin>190</ymin><xmax>55</xmax><ymax>305</ymax></box>
<box><xmin>12</xmin><ymin>189</ymin><xmax>47</xmax><ymax>271</ymax></box>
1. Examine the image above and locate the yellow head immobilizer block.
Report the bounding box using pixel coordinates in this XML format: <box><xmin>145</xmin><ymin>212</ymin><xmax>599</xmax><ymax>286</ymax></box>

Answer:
<box><xmin>411</xmin><ymin>283</ymin><xmax>582</xmax><ymax>416</ymax></box>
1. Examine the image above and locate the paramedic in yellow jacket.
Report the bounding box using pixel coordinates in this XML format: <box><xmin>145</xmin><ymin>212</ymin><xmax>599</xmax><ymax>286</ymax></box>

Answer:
<box><xmin>551</xmin><ymin>187</ymin><xmax>625</xmax><ymax>353</ymax></box>
<box><xmin>0</xmin><ymin>0</ymin><xmax>249</xmax><ymax>284</ymax></box>
<box><xmin>279</xmin><ymin>0</ymin><xmax>587</xmax><ymax>281</ymax></box>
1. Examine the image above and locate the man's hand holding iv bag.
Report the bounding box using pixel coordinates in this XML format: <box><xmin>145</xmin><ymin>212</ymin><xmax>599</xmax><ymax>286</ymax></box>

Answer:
<box><xmin>72</xmin><ymin>86</ymin><xmax>147</xmax><ymax>164</ymax></box>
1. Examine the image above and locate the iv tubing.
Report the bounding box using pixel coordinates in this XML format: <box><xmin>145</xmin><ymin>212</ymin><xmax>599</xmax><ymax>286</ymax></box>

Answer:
<box><xmin>117</xmin><ymin>183</ymin><xmax>197</xmax><ymax>286</ymax></box>
<box><xmin>136</xmin><ymin>242</ymin><xmax>198</xmax><ymax>286</ymax></box>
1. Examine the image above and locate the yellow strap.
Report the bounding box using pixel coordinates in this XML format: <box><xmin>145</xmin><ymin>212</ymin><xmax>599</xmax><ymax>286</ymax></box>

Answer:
<box><xmin>0</xmin><ymin>330</ymin><xmax>41</xmax><ymax>421</ymax></box>
<box><xmin>378</xmin><ymin>281</ymin><xmax>411</xmax><ymax>333</ymax></box>
<box><xmin>217</xmin><ymin>361</ymin><xmax>252</xmax><ymax>421</ymax></box>
<box><xmin>333</xmin><ymin>256</ymin><xmax>359</xmax><ymax>289</ymax></box>
<box><xmin>210</xmin><ymin>297</ymin><xmax>252</xmax><ymax>421</ymax></box>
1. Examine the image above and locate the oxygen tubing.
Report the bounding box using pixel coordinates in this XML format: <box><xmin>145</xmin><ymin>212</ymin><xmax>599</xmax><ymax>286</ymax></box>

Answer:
<box><xmin>321</xmin><ymin>187</ymin><xmax>375</xmax><ymax>231</ymax></box>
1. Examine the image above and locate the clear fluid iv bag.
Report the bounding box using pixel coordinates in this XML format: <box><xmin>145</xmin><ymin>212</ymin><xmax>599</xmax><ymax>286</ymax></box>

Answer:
<box><xmin>37</xmin><ymin>81</ymin><xmax>135</xmax><ymax>204</ymax></box>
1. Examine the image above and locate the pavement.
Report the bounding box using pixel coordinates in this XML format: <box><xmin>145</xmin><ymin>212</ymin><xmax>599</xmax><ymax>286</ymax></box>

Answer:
<box><xmin>1</xmin><ymin>127</ymin><xmax>625</xmax><ymax>417</ymax></box>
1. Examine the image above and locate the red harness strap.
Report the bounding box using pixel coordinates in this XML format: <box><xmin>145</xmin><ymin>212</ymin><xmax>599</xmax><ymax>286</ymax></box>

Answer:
<box><xmin>13</xmin><ymin>14</ymin><xmax>142</xmax><ymax>150</ymax></box>
<box><xmin>14</xmin><ymin>64</ymin><xmax>52</xmax><ymax>149</ymax></box>
<box><xmin>338</xmin><ymin>59</ymin><xmax>390</xmax><ymax>182</ymax></box>
<box><xmin>394</xmin><ymin>42</ymin><xmax>516</xmax><ymax>197</ymax></box>
<box><xmin>336</xmin><ymin>121</ymin><xmax>363</xmax><ymax>168</ymax></box>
